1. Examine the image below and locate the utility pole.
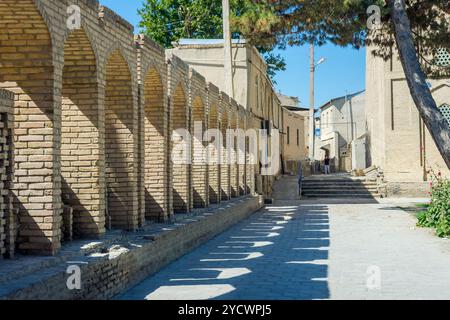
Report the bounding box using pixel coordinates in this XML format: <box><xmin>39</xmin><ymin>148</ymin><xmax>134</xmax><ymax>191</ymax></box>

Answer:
<box><xmin>222</xmin><ymin>0</ymin><xmax>234</xmax><ymax>98</ymax></box>
<box><xmin>309</xmin><ymin>43</ymin><xmax>315</xmax><ymax>160</ymax></box>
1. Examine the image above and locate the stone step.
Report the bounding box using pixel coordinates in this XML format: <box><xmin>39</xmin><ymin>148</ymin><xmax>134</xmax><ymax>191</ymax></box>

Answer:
<box><xmin>302</xmin><ymin>193</ymin><xmax>379</xmax><ymax>198</ymax></box>
<box><xmin>302</xmin><ymin>190</ymin><xmax>378</xmax><ymax>195</ymax></box>
<box><xmin>302</xmin><ymin>192</ymin><xmax>378</xmax><ymax>197</ymax></box>
<box><xmin>302</xmin><ymin>185</ymin><xmax>378</xmax><ymax>189</ymax></box>
<box><xmin>302</xmin><ymin>189</ymin><xmax>378</xmax><ymax>194</ymax></box>
<box><xmin>302</xmin><ymin>181</ymin><xmax>377</xmax><ymax>185</ymax></box>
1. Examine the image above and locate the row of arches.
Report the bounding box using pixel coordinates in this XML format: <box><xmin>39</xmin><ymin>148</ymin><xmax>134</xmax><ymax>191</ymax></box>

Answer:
<box><xmin>0</xmin><ymin>0</ymin><xmax>254</xmax><ymax>256</ymax></box>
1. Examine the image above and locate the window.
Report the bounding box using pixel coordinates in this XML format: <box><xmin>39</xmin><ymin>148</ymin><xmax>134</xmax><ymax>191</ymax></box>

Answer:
<box><xmin>287</xmin><ymin>126</ymin><xmax>290</xmax><ymax>145</ymax></box>
<box><xmin>435</xmin><ymin>48</ymin><xmax>450</xmax><ymax>67</ymax></box>
<box><xmin>439</xmin><ymin>103</ymin><xmax>450</xmax><ymax>125</ymax></box>
<box><xmin>297</xmin><ymin>129</ymin><xmax>300</xmax><ymax>146</ymax></box>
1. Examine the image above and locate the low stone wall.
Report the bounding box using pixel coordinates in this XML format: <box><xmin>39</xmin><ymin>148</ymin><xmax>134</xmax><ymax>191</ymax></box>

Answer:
<box><xmin>0</xmin><ymin>195</ymin><xmax>263</xmax><ymax>300</ymax></box>
<box><xmin>383</xmin><ymin>181</ymin><xmax>431</xmax><ymax>198</ymax></box>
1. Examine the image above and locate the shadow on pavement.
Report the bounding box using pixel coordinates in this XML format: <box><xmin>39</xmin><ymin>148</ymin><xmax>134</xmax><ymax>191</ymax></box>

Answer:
<box><xmin>117</xmin><ymin>200</ymin><xmax>331</xmax><ymax>300</ymax></box>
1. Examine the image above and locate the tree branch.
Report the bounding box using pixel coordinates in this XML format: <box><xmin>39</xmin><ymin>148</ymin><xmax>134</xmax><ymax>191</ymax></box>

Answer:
<box><xmin>389</xmin><ymin>0</ymin><xmax>450</xmax><ymax>169</ymax></box>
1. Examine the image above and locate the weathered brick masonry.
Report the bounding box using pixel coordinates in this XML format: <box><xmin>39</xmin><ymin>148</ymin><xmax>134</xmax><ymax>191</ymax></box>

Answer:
<box><xmin>238</xmin><ymin>106</ymin><xmax>247</xmax><ymax>195</ymax></box>
<box><xmin>220</xmin><ymin>92</ymin><xmax>232</xmax><ymax>201</ymax></box>
<box><xmin>207</xmin><ymin>83</ymin><xmax>221</xmax><ymax>205</ymax></box>
<box><xmin>136</xmin><ymin>34</ymin><xmax>169</xmax><ymax>222</ymax></box>
<box><xmin>190</xmin><ymin>69</ymin><xmax>208</xmax><ymax>208</ymax></box>
<box><xmin>0</xmin><ymin>90</ymin><xmax>14</xmax><ymax>259</ymax></box>
<box><xmin>167</xmin><ymin>53</ymin><xmax>191</xmax><ymax>214</ymax></box>
<box><xmin>0</xmin><ymin>0</ymin><xmax>256</xmax><ymax>258</ymax></box>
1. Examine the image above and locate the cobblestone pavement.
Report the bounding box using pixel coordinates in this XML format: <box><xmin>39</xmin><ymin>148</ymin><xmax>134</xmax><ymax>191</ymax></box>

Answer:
<box><xmin>117</xmin><ymin>180</ymin><xmax>450</xmax><ymax>300</ymax></box>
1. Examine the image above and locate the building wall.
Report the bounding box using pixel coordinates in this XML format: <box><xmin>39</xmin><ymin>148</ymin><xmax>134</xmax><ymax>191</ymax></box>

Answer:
<box><xmin>0</xmin><ymin>89</ymin><xmax>14</xmax><ymax>258</ymax></box>
<box><xmin>317</xmin><ymin>92</ymin><xmax>366</xmax><ymax>171</ymax></box>
<box><xmin>206</xmin><ymin>83</ymin><xmax>221</xmax><ymax>204</ymax></box>
<box><xmin>190</xmin><ymin>69</ymin><xmax>208</xmax><ymax>208</ymax></box>
<box><xmin>366</xmin><ymin>45</ymin><xmax>450</xmax><ymax>186</ymax></box>
<box><xmin>168</xmin><ymin>43</ymin><xmax>250</xmax><ymax>108</ymax></box>
<box><xmin>136</xmin><ymin>34</ymin><xmax>169</xmax><ymax>222</ymax></box>
<box><xmin>283</xmin><ymin>108</ymin><xmax>307</xmax><ymax>161</ymax></box>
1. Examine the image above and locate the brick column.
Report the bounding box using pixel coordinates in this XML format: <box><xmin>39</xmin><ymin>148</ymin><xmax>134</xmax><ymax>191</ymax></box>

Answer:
<box><xmin>171</xmin><ymin>84</ymin><xmax>190</xmax><ymax>213</ymax></box>
<box><xmin>230</xmin><ymin>112</ymin><xmax>239</xmax><ymax>198</ymax></box>
<box><xmin>220</xmin><ymin>93</ymin><xmax>231</xmax><ymax>201</ymax></box>
<box><xmin>104</xmin><ymin>50</ymin><xmax>138</xmax><ymax>231</ymax></box>
<box><xmin>192</xmin><ymin>99</ymin><xmax>208</xmax><ymax>208</ymax></box>
<box><xmin>0</xmin><ymin>90</ymin><xmax>14</xmax><ymax>258</ymax></box>
<box><xmin>207</xmin><ymin>103</ymin><xmax>220</xmax><ymax>204</ymax></box>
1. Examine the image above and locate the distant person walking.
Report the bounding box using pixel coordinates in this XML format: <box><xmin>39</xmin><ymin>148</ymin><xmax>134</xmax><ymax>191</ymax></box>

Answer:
<box><xmin>324</xmin><ymin>155</ymin><xmax>331</xmax><ymax>175</ymax></box>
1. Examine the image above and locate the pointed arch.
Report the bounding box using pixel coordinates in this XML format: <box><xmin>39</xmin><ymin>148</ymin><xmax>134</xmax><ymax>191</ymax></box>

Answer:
<box><xmin>61</xmin><ymin>27</ymin><xmax>103</xmax><ymax>239</ymax></box>
<box><xmin>230</xmin><ymin>111</ymin><xmax>239</xmax><ymax>197</ymax></box>
<box><xmin>192</xmin><ymin>96</ymin><xmax>207</xmax><ymax>208</ymax></box>
<box><xmin>239</xmin><ymin>115</ymin><xmax>247</xmax><ymax>195</ymax></box>
<box><xmin>221</xmin><ymin>105</ymin><xmax>230</xmax><ymax>201</ymax></box>
<box><xmin>104</xmin><ymin>49</ymin><xmax>137</xmax><ymax>230</ymax></box>
<box><xmin>0</xmin><ymin>0</ymin><xmax>58</xmax><ymax>255</ymax></box>
<box><xmin>208</xmin><ymin>104</ymin><xmax>220</xmax><ymax>204</ymax></box>
<box><xmin>143</xmin><ymin>67</ymin><xmax>166</xmax><ymax>219</ymax></box>
<box><xmin>172</xmin><ymin>83</ymin><xmax>190</xmax><ymax>213</ymax></box>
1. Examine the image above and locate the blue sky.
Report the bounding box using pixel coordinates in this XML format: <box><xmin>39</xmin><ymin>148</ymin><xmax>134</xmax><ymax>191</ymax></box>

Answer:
<box><xmin>100</xmin><ymin>0</ymin><xmax>366</xmax><ymax>108</ymax></box>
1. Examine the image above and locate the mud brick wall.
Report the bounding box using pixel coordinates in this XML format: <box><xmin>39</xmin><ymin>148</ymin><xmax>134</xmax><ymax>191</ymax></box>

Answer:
<box><xmin>167</xmin><ymin>53</ymin><xmax>191</xmax><ymax>213</ymax></box>
<box><xmin>0</xmin><ymin>0</ymin><xmax>140</xmax><ymax>254</ymax></box>
<box><xmin>220</xmin><ymin>92</ymin><xmax>231</xmax><ymax>201</ymax></box>
<box><xmin>190</xmin><ymin>69</ymin><xmax>208</xmax><ymax>208</ymax></box>
<box><xmin>206</xmin><ymin>83</ymin><xmax>221</xmax><ymax>204</ymax></box>
<box><xmin>247</xmin><ymin>114</ymin><xmax>257</xmax><ymax>195</ymax></box>
<box><xmin>0</xmin><ymin>0</ymin><xmax>255</xmax><ymax>258</ymax></box>
<box><xmin>238</xmin><ymin>106</ymin><xmax>247</xmax><ymax>196</ymax></box>
<box><xmin>229</xmin><ymin>99</ymin><xmax>239</xmax><ymax>198</ymax></box>
<box><xmin>0</xmin><ymin>89</ymin><xmax>14</xmax><ymax>259</ymax></box>
<box><xmin>136</xmin><ymin>34</ymin><xmax>170</xmax><ymax>222</ymax></box>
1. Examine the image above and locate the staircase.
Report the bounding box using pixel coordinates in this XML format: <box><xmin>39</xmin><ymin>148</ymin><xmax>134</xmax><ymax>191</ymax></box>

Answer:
<box><xmin>301</xmin><ymin>174</ymin><xmax>379</xmax><ymax>198</ymax></box>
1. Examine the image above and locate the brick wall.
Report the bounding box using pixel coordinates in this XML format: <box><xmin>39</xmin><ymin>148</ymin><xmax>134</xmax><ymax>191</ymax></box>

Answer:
<box><xmin>136</xmin><ymin>35</ymin><xmax>169</xmax><ymax>222</ymax></box>
<box><xmin>207</xmin><ymin>83</ymin><xmax>221</xmax><ymax>204</ymax></box>
<box><xmin>220</xmin><ymin>92</ymin><xmax>231</xmax><ymax>201</ymax></box>
<box><xmin>190</xmin><ymin>69</ymin><xmax>208</xmax><ymax>208</ymax></box>
<box><xmin>167</xmin><ymin>53</ymin><xmax>191</xmax><ymax>213</ymax></box>
<box><xmin>238</xmin><ymin>106</ymin><xmax>247</xmax><ymax>195</ymax></box>
<box><xmin>229</xmin><ymin>100</ymin><xmax>239</xmax><ymax>198</ymax></box>
<box><xmin>0</xmin><ymin>89</ymin><xmax>14</xmax><ymax>259</ymax></box>
<box><xmin>0</xmin><ymin>0</ymin><xmax>256</xmax><ymax>257</ymax></box>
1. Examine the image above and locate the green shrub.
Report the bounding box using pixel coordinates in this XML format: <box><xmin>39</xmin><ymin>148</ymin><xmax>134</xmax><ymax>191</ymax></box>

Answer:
<box><xmin>417</xmin><ymin>170</ymin><xmax>450</xmax><ymax>237</ymax></box>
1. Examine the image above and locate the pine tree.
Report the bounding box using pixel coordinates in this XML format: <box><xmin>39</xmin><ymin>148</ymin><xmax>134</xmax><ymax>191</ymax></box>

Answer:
<box><xmin>234</xmin><ymin>0</ymin><xmax>450</xmax><ymax>167</ymax></box>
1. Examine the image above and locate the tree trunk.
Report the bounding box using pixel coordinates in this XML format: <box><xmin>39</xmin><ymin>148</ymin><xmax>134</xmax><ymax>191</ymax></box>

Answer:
<box><xmin>389</xmin><ymin>0</ymin><xmax>450</xmax><ymax>169</ymax></box>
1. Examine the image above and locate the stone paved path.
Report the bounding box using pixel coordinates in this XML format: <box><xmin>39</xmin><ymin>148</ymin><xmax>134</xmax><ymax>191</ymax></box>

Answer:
<box><xmin>117</xmin><ymin>178</ymin><xmax>450</xmax><ymax>300</ymax></box>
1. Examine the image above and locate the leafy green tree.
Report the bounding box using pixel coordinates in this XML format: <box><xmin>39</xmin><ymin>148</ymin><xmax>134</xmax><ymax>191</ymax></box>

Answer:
<box><xmin>138</xmin><ymin>0</ymin><xmax>286</xmax><ymax>81</ymax></box>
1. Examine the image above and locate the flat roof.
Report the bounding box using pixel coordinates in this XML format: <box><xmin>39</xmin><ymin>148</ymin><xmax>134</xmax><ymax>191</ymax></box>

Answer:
<box><xmin>319</xmin><ymin>90</ymin><xmax>365</xmax><ymax>110</ymax></box>
<box><xmin>178</xmin><ymin>38</ymin><xmax>247</xmax><ymax>45</ymax></box>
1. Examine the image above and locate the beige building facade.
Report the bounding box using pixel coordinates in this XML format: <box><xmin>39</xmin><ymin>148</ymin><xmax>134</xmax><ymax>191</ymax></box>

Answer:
<box><xmin>282</xmin><ymin>107</ymin><xmax>308</xmax><ymax>174</ymax></box>
<box><xmin>365</xmin><ymin>45</ymin><xmax>450</xmax><ymax>196</ymax></box>
<box><xmin>277</xmin><ymin>94</ymin><xmax>309</xmax><ymax>174</ymax></box>
<box><xmin>314</xmin><ymin>91</ymin><xmax>366</xmax><ymax>172</ymax></box>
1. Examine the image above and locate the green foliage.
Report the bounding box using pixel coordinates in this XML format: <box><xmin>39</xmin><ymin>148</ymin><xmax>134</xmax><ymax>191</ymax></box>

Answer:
<box><xmin>138</xmin><ymin>0</ymin><xmax>286</xmax><ymax>80</ymax></box>
<box><xmin>233</xmin><ymin>0</ymin><xmax>450</xmax><ymax>78</ymax></box>
<box><xmin>417</xmin><ymin>170</ymin><xmax>450</xmax><ymax>237</ymax></box>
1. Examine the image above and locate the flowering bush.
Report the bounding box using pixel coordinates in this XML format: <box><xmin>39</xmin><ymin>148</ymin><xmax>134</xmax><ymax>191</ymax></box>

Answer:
<box><xmin>418</xmin><ymin>170</ymin><xmax>450</xmax><ymax>237</ymax></box>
